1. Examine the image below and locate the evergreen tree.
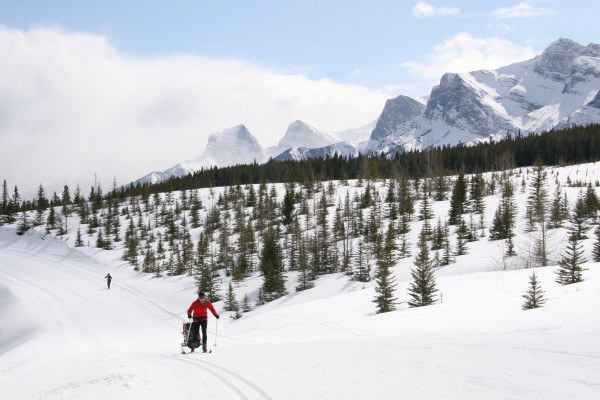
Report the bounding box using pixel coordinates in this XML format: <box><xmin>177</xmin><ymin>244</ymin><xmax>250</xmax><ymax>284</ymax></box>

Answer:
<box><xmin>454</xmin><ymin>217</ymin><xmax>469</xmax><ymax>256</ymax></box>
<box><xmin>354</xmin><ymin>241</ymin><xmax>371</xmax><ymax>282</ymax></box>
<box><xmin>16</xmin><ymin>211</ymin><xmax>31</xmax><ymax>235</ymax></box>
<box><xmin>548</xmin><ymin>183</ymin><xmax>568</xmax><ymax>229</ymax></box>
<box><xmin>489</xmin><ymin>180</ymin><xmax>516</xmax><ymax>241</ymax></box>
<box><xmin>282</xmin><ymin>185</ymin><xmax>295</xmax><ymax>225</ymax></box>
<box><xmin>296</xmin><ymin>240</ymin><xmax>315</xmax><ymax>291</ymax></box>
<box><xmin>522</xmin><ymin>271</ymin><xmax>546</xmax><ymax>310</ymax></box>
<box><xmin>224</xmin><ymin>283</ymin><xmax>238</xmax><ymax>312</ymax></box>
<box><xmin>45</xmin><ymin>206</ymin><xmax>57</xmax><ymax>234</ymax></box>
<box><xmin>408</xmin><ymin>231</ymin><xmax>438</xmax><ymax>307</ymax></box>
<box><xmin>75</xmin><ymin>227</ymin><xmax>84</xmax><ymax>247</ymax></box>
<box><xmin>259</xmin><ymin>229</ymin><xmax>287</xmax><ymax>302</ymax></box>
<box><xmin>418</xmin><ymin>195</ymin><xmax>433</xmax><ymax>221</ymax></box>
<box><xmin>242</xmin><ymin>293</ymin><xmax>253</xmax><ymax>312</ymax></box>
<box><xmin>592</xmin><ymin>224</ymin><xmax>600</xmax><ymax>262</ymax></box>
<box><xmin>570</xmin><ymin>193</ymin><xmax>591</xmax><ymax>241</ymax></box>
<box><xmin>372</xmin><ymin>234</ymin><xmax>398</xmax><ymax>314</ymax></box>
<box><xmin>469</xmin><ymin>170</ymin><xmax>486</xmax><ymax>214</ymax></box>
<box><xmin>448</xmin><ymin>171</ymin><xmax>467</xmax><ymax>225</ymax></box>
<box><xmin>555</xmin><ymin>226</ymin><xmax>587</xmax><ymax>285</ymax></box>
<box><xmin>525</xmin><ymin>156</ymin><xmax>549</xmax><ymax>231</ymax></box>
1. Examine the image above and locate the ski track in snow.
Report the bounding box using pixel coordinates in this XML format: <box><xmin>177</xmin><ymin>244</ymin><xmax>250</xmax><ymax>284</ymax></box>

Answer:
<box><xmin>0</xmin><ymin>241</ymin><xmax>273</xmax><ymax>400</ymax></box>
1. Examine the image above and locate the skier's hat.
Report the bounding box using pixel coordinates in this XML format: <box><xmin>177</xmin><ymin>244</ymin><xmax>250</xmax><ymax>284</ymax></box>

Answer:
<box><xmin>198</xmin><ymin>291</ymin><xmax>206</xmax><ymax>297</ymax></box>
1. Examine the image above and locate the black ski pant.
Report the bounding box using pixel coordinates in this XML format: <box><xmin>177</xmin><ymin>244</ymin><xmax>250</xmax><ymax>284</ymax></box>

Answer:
<box><xmin>189</xmin><ymin>318</ymin><xmax>208</xmax><ymax>345</ymax></box>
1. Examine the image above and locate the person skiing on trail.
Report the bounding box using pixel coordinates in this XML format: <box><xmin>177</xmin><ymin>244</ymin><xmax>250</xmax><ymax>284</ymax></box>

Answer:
<box><xmin>187</xmin><ymin>291</ymin><xmax>219</xmax><ymax>352</ymax></box>
<box><xmin>105</xmin><ymin>273</ymin><xmax>112</xmax><ymax>290</ymax></box>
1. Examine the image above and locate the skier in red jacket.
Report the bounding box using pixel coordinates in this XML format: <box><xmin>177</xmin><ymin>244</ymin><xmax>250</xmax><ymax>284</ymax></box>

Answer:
<box><xmin>187</xmin><ymin>291</ymin><xmax>219</xmax><ymax>352</ymax></box>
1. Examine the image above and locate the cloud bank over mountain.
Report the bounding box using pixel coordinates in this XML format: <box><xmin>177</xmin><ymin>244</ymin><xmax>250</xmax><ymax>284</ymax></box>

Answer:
<box><xmin>0</xmin><ymin>25</ymin><xmax>388</xmax><ymax>193</ymax></box>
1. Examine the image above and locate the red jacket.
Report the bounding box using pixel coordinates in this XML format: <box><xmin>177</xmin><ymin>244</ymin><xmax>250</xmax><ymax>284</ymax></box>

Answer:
<box><xmin>188</xmin><ymin>299</ymin><xmax>218</xmax><ymax>319</ymax></box>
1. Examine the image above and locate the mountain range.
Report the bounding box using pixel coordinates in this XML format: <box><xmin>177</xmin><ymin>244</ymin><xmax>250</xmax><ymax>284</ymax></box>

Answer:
<box><xmin>132</xmin><ymin>38</ymin><xmax>600</xmax><ymax>186</ymax></box>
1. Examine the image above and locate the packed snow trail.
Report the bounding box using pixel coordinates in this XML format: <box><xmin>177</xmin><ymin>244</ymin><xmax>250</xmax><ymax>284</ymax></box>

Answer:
<box><xmin>0</xmin><ymin>229</ymin><xmax>272</xmax><ymax>400</ymax></box>
<box><xmin>1</xmin><ymin>227</ymin><xmax>600</xmax><ymax>399</ymax></box>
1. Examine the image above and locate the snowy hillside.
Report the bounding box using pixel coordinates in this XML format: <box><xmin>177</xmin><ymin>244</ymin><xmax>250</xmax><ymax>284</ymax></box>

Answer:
<box><xmin>2</xmin><ymin>162</ymin><xmax>600</xmax><ymax>399</ymax></box>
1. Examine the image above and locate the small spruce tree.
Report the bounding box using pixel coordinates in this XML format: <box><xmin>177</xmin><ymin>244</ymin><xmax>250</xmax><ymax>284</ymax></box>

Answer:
<box><xmin>224</xmin><ymin>283</ymin><xmax>238</xmax><ymax>312</ymax></box>
<box><xmin>555</xmin><ymin>228</ymin><xmax>587</xmax><ymax>285</ymax></box>
<box><xmin>522</xmin><ymin>271</ymin><xmax>546</xmax><ymax>310</ymax></box>
<box><xmin>408</xmin><ymin>231</ymin><xmax>439</xmax><ymax>307</ymax></box>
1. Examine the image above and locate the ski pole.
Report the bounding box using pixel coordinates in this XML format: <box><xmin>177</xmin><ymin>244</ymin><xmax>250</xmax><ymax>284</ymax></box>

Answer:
<box><xmin>214</xmin><ymin>318</ymin><xmax>219</xmax><ymax>347</ymax></box>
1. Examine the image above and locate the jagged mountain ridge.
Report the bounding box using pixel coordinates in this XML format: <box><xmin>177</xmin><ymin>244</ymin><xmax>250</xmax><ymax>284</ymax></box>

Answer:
<box><xmin>363</xmin><ymin>38</ymin><xmax>600</xmax><ymax>156</ymax></box>
<box><xmin>132</xmin><ymin>38</ymin><xmax>600</xmax><ymax>186</ymax></box>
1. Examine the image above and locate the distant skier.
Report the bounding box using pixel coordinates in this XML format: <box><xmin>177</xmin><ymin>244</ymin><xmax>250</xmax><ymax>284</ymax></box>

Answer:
<box><xmin>187</xmin><ymin>291</ymin><xmax>219</xmax><ymax>352</ymax></box>
<box><xmin>105</xmin><ymin>273</ymin><xmax>112</xmax><ymax>290</ymax></box>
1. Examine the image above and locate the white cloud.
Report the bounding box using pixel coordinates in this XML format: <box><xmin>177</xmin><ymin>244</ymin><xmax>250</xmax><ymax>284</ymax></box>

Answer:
<box><xmin>0</xmin><ymin>26</ymin><xmax>388</xmax><ymax>193</ymax></box>
<box><xmin>412</xmin><ymin>1</ymin><xmax>460</xmax><ymax>17</ymax></box>
<box><xmin>491</xmin><ymin>2</ymin><xmax>554</xmax><ymax>18</ymax></box>
<box><xmin>403</xmin><ymin>33</ymin><xmax>537</xmax><ymax>81</ymax></box>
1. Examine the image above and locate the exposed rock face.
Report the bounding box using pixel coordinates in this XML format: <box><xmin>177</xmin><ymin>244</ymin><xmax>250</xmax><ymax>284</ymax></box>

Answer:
<box><xmin>370</xmin><ymin>96</ymin><xmax>425</xmax><ymax>140</ymax></box>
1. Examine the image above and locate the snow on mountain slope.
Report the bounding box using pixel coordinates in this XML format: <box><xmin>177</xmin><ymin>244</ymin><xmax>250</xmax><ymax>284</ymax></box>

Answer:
<box><xmin>2</xmin><ymin>162</ymin><xmax>600</xmax><ymax>399</ymax></box>
<box><xmin>132</xmin><ymin>124</ymin><xmax>263</xmax><ymax>186</ymax></box>
<box><xmin>367</xmin><ymin>38</ymin><xmax>600</xmax><ymax>155</ymax></box>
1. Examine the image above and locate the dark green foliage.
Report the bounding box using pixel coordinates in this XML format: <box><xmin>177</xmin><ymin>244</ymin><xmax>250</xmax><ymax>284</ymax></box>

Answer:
<box><xmin>408</xmin><ymin>231</ymin><xmax>438</xmax><ymax>307</ymax></box>
<box><xmin>469</xmin><ymin>170</ymin><xmax>486</xmax><ymax>214</ymax></box>
<box><xmin>372</xmin><ymin>228</ymin><xmax>398</xmax><ymax>314</ymax></box>
<box><xmin>259</xmin><ymin>229</ymin><xmax>287</xmax><ymax>302</ymax></box>
<box><xmin>593</xmin><ymin>225</ymin><xmax>600</xmax><ymax>262</ymax></box>
<box><xmin>448</xmin><ymin>171</ymin><xmax>467</xmax><ymax>225</ymax></box>
<box><xmin>224</xmin><ymin>283</ymin><xmax>238</xmax><ymax>312</ymax></box>
<box><xmin>525</xmin><ymin>156</ymin><xmax>549</xmax><ymax>231</ymax></box>
<box><xmin>522</xmin><ymin>271</ymin><xmax>546</xmax><ymax>310</ymax></box>
<box><xmin>555</xmin><ymin>227</ymin><xmax>587</xmax><ymax>285</ymax></box>
<box><xmin>489</xmin><ymin>180</ymin><xmax>516</xmax><ymax>241</ymax></box>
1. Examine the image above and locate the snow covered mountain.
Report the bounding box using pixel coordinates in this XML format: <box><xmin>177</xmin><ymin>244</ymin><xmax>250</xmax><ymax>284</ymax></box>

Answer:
<box><xmin>365</xmin><ymin>38</ymin><xmax>600</xmax><ymax>156</ymax></box>
<box><xmin>132</xmin><ymin>124</ymin><xmax>264</xmax><ymax>186</ymax></box>
<box><xmin>132</xmin><ymin>120</ymin><xmax>341</xmax><ymax>185</ymax></box>
<box><xmin>132</xmin><ymin>38</ymin><xmax>600</xmax><ymax>183</ymax></box>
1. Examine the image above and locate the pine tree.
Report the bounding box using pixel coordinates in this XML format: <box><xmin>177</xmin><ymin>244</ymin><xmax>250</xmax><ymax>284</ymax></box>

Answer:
<box><xmin>354</xmin><ymin>241</ymin><xmax>371</xmax><ymax>282</ymax></box>
<box><xmin>372</xmin><ymin>233</ymin><xmax>398</xmax><ymax>314</ymax></box>
<box><xmin>75</xmin><ymin>227</ymin><xmax>84</xmax><ymax>247</ymax></box>
<box><xmin>242</xmin><ymin>293</ymin><xmax>253</xmax><ymax>312</ymax></box>
<box><xmin>448</xmin><ymin>171</ymin><xmax>467</xmax><ymax>225</ymax></box>
<box><xmin>526</xmin><ymin>156</ymin><xmax>549</xmax><ymax>232</ymax></box>
<box><xmin>259</xmin><ymin>229</ymin><xmax>287</xmax><ymax>302</ymax></box>
<box><xmin>548</xmin><ymin>183</ymin><xmax>568</xmax><ymax>229</ymax></box>
<box><xmin>16</xmin><ymin>211</ymin><xmax>30</xmax><ymax>235</ymax></box>
<box><xmin>282</xmin><ymin>185</ymin><xmax>295</xmax><ymax>225</ymax></box>
<box><xmin>490</xmin><ymin>180</ymin><xmax>516</xmax><ymax>241</ymax></box>
<box><xmin>522</xmin><ymin>271</ymin><xmax>546</xmax><ymax>310</ymax></box>
<box><xmin>454</xmin><ymin>217</ymin><xmax>469</xmax><ymax>256</ymax></box>
<box><xmin>296</xmin><ymin>240</ymin><xmax>315</xmax><ymax>291</ymax></box>
<box><xmin>407</xmin><ymin>231</ymin><xmax>438</xmax><ymax>307</ymax></box>
<box><xmin>224</xmin><ymin>283</ymin><xmax>238</xmax><ymax>312</ymax></box>
<box><xmin>555</xmin><ymin>227</ymin><xmax>587</xmax><ymax>285</ymax></box>
<box><xmin>592</xmin><ymin>224</ymin><xmax>600</xmax><ymax>262</ymax></box>
<box><xmin>469</xmin><ymin>170</ymin><xmax>486</xmax><ymax>214</ymax></box>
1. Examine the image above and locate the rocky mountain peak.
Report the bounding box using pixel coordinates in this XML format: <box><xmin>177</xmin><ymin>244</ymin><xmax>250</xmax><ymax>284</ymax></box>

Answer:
<box><xmin>277</xmin><ymin>120</ymin><xmax>335</xmax><ymax>149</ymax></box>
<box><xmin>534</xmin><ymin>38</ymin><xmax>586</xmax><ymax>77</ymax></box>
<box><xmin>207</xmin><ymin>124</ymin><xmax>258</xmax><ymax>147</ymax></box>
<box><xmin>370</xmin><ymin>95</ymin><xmax>425</xmax><ymax>140</ymax></box>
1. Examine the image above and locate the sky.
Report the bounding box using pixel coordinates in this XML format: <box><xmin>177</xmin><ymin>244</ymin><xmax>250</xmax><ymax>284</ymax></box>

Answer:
<box><xmin>0</xmin><ymin>0</ymin><xmax>599</xmax><ymax>195</ymax></box>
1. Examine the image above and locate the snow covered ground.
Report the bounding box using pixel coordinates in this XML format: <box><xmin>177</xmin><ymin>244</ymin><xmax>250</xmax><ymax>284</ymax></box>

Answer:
<box><xmin>2</xmin><ymin>163</ymin><xmax>600</xmax><ymax>399</ymax></box>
